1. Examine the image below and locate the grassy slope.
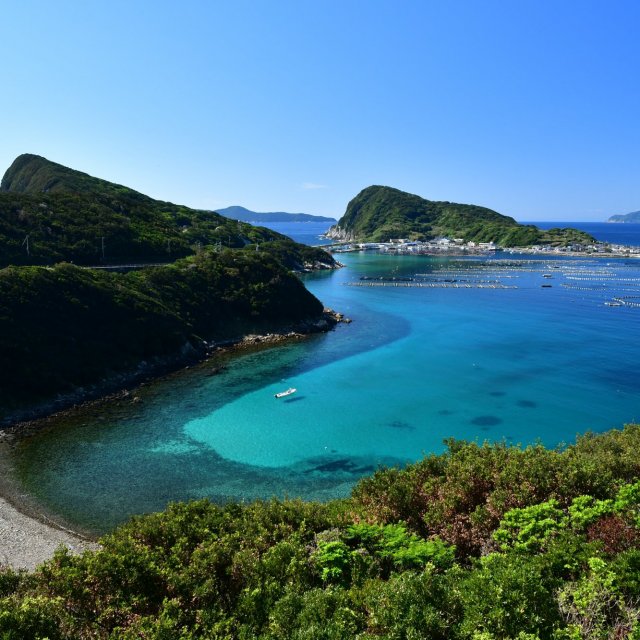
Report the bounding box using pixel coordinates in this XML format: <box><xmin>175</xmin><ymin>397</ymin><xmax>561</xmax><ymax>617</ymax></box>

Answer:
<box><xmin>334</xmin><ymin>185</ymin><xmax>595</xmax><ymax>247</ymax></box>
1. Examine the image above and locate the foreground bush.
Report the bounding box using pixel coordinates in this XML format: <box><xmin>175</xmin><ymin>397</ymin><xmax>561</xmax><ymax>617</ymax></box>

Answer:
<box><xmin>3</xmin><ymin>425</ymin><xmax>640</xmax><ymax>638</ymax></box>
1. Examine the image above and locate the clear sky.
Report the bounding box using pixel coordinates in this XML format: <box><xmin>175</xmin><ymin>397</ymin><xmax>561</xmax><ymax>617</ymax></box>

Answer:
<box><xmin>1</xmin><ymin>1</ymin><xmax>638</xmax><ymax>221</ymax></box>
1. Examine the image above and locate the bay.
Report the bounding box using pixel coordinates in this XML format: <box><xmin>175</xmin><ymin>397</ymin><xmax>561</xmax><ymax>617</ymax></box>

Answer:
<box><xmin>11</xmin><ymin>226</ymin><xmax>640</xmax><ymax>534</ymax></box>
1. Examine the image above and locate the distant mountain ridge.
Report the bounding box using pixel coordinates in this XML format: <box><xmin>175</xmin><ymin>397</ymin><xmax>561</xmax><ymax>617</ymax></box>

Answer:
<box><xmin>608</xmin><ymin>211</ymin><xmax>640</xmax><ymax>223</ymax></box>
<box><xmin>216</xmin><ymin>205</ymin><xmax>336</xmax><ymax>223</ymax></box>
<box><xmin>329</xmin><ymin>185</ymin><xmax>595</xmax><ymax>247</ymax></box>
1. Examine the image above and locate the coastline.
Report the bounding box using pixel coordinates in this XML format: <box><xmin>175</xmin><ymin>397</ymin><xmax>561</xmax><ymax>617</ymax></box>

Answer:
<box><xmin>0</xmin><ymin>311</ymin><xmax>350</xmax><ymax>569</ymax></box>
<box><xmin>327</xmin><ymin>243</ymin><xmax>640</xmax><ymax>260</ymax></box>
<box><xmin>0</xmin><ymin>308</ymin><xmax>344</xmax><ymax>430</ymax></box>
<box><xmin>0</xmin><ymin>439</ymin><xmax>100</xmax><ymax>570</ymax></box>
<box><xmin>0</xmin><ymin>496</ymin><xmax>99</xmax><ymax>571</ymax></box>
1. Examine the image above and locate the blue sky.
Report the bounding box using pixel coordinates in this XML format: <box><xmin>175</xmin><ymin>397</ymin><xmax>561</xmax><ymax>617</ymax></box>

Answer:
<box><xmin>1</xmin><ymin>1</ymin><xmax>638</xmax><ymax>221</ymax></box>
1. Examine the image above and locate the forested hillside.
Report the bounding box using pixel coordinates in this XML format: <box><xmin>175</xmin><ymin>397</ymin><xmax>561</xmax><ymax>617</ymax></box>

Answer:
<box><xmin>0</xmin><ymin>154</ymin><xmax>334</xmax><ymax>270</ymax></box>
<box><xmin>0</xmin><ymin>155</ymin><xmax>337</xmax><ymax>418</ymax></box>
<box><xmin>2</xmin><ymin>425</ymin><xmax>640</xmax><ymax>638</ymax></box>
<box><xmin>0</xmin><ymin>250</ymin><xmax>329</xmax><ymax>413</ymax></box>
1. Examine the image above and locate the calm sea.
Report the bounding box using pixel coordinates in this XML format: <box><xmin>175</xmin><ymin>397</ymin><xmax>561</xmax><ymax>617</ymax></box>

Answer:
<box><xmin>257</xmin><ymin>220</ymin><xmax>335</xmax><ymax>246</ymax></box>
<box><xmin>12</xmin><ymin>223</ymin><xmax>640</xmax><ymax>533</ymax></box>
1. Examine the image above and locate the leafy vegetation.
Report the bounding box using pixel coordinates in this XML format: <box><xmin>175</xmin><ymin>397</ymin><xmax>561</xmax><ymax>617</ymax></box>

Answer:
<box><xmin>0</xmin><ymin>154</ymin><xmax>337</xmax><ymax>417</ymax></box>
<box><xmin>0</xmin><ymin>154</ymin><xmax>335</xmax><ymax>270</ymax></box>
<box><xmin>3</xmin><ymin>425</ymin><xmax>640</xmax><ymax>637</ymax></box>
<box><xmin>0</xmin><ymin>250</ymin><xmax>326</xmax><ymax>412</ymax></box>
<box><xmin>331</xmin><ymin>185</ymin><xmax>595</xmax><ymax>247</ymax></box>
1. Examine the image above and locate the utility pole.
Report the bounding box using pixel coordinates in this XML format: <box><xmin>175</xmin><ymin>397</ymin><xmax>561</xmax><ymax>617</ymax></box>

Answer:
<box><xmin>101</xmin><ymin>237</ymin><xmax>105</xmax><ymax>261</ymax></box>
<box><xmin>166</xmin><ymin>238</ymin><xmax>172</xmax><ymax>254</ymax></box>
<box><xmin>22</xmin><ymin>234</ymin><xmax>30</xmax><ymax>257</ymax></box>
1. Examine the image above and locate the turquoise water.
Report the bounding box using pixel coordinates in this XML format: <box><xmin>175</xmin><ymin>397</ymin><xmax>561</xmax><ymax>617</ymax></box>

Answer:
<box><xmin>14</xmin><ymin>252</ymin><xmax>640</xmax><ymax>533</ymax></box>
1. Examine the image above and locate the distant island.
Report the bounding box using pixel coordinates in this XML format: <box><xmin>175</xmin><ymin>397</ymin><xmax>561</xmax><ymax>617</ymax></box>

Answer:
<box><xmin>328</xmin><ymin>185</ymin><xmax>594</xmax><ymax>247</ymax></box>
<box><xmin>216</xmin><ymin>205</ymin><xmax>336</xmax><ymax>224</ymax></box>
<box><xmin>608</xmin><ymin>211</ymin><xmax>640</xmax><ymax>223</ymax></box>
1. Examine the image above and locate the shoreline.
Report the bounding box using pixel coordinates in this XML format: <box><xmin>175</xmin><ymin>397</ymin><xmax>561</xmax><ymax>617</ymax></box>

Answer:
<box><xmin>0</xmin><ymin>312</ymin><xmax>351</xmax><ymax>569</ymax></box>
<box><xmin>0</xmin><ymin>494</ymin><xmax>99</xmax><ymax>571</ymax></box>
<box><xmin>327</xmin><ymin>245</ymin><xmax>640</xmax><ymax>259</ymax></box>
<box><xmin>0</xmin><ymin>308</ymin><xmax>344</xmax><ymax>431</ymax></box>
<box><xmin>0</xmin><ymin>438</ymin><xmax>100</xmax><ymax>570</ymax></box>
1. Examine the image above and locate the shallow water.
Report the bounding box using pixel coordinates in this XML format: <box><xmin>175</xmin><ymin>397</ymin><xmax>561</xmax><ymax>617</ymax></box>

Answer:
<box><xmin>13</xmin><ymin>251</ymin><xmax>640</xmax><ymax>533</ymax></box>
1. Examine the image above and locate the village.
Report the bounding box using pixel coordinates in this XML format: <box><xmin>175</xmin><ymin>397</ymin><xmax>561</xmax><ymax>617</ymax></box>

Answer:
<box><xmin>327</xmin><ymin>236</ymin><xmax>640</xmax><ymax>258</ymax></box>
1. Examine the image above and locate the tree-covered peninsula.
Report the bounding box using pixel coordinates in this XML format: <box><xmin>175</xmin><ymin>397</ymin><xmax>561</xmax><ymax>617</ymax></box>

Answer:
<box><xmin>0</xmin><ymin>154</ymin><xmax>334</xmax><ymax>270</ymax></box>
<box><xmin>0</xmin><ymin>251</ymin><xmax>331</xmax><ymax>416</ymax></box>
<box><xmin>0</xmin><ymin>154</ymin><xmax>337</xmax><ymax>419</ymax></box>
<box><xmin>328</xmin><ymin>185</ymin><xmax>594</xmax><ymax>247</ymax></box>
<box><xmin>2</xmin><ymin>425</ymin><xmax>640</xmax><ymax>638</ymax></box>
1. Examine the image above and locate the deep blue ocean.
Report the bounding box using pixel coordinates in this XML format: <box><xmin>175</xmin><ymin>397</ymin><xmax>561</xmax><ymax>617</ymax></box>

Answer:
<box><xmin>261</xmin><ymin>220</ymin><xmax>335</xmax><ymax>245</ymax></box>
<box><xmin>13</xmin><ymin>221</ymin><xmax>640</xmax><ymax>533</ymax></box>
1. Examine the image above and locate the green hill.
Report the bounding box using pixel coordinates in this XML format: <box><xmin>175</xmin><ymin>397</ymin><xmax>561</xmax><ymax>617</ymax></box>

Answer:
<box><xmin>0</xmin><ymin>155</ymin><xmax>337</xmax><ymax>417</ymax></box>
<box><xmin>330</xmin><ymin>185</ymin><xmax>594</xmax><ymax>246</ymax></box>
<box><xmin>216</xmin><ymin>205</ymin><xmax>336</xmax><ymax>223</ymax></box>
<box><xmin>0</xmin><ymin>154</ymin><xmax>335</xmax><ymax>270</ymax></box>
<box><xmin>0</xmin><ymin>250</ymin><xmax>331</xmax><ymax>414</ymax></box>
<box><xmin>608</xmin><ymin>211</ymin><xmax>640</xmax><ymax>223</ymax></box>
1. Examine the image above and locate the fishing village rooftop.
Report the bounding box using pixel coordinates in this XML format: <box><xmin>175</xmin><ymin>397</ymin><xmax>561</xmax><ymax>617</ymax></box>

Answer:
<box><xmin>327</xmin><ymin>237</ymin><xmax>640</xmax><ymax>258</ymax></box>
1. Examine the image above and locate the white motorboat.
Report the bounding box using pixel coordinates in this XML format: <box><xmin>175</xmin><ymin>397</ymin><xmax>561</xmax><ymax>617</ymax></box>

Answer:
<box><xmin>275</xmin><ymin>387</ymin><xmax>297</xmax><ymax>398</ymax></box>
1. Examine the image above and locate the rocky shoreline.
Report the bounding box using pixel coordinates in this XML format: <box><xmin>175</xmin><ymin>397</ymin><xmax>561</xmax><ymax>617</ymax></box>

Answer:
<box><xmin>0</xmin><ymin>308</ymin><xmax>348</xmax><ymax>433</ymax></box>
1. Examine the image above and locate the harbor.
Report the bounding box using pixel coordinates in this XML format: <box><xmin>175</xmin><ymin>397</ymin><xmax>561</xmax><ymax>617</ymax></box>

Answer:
<box><xmin>345</xmin><ymin>280</ymin><xmax>517</xmax><ymax>289</ymax></box>
<box><xmin>325</xmin><ymin>237</ymin><xmax>640</xmax><ymax>260</ymax></box>
<box><xmin>337</xmin><ymin>255</ymin><xmax>640</xmax><ymax>310</ymax></box>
